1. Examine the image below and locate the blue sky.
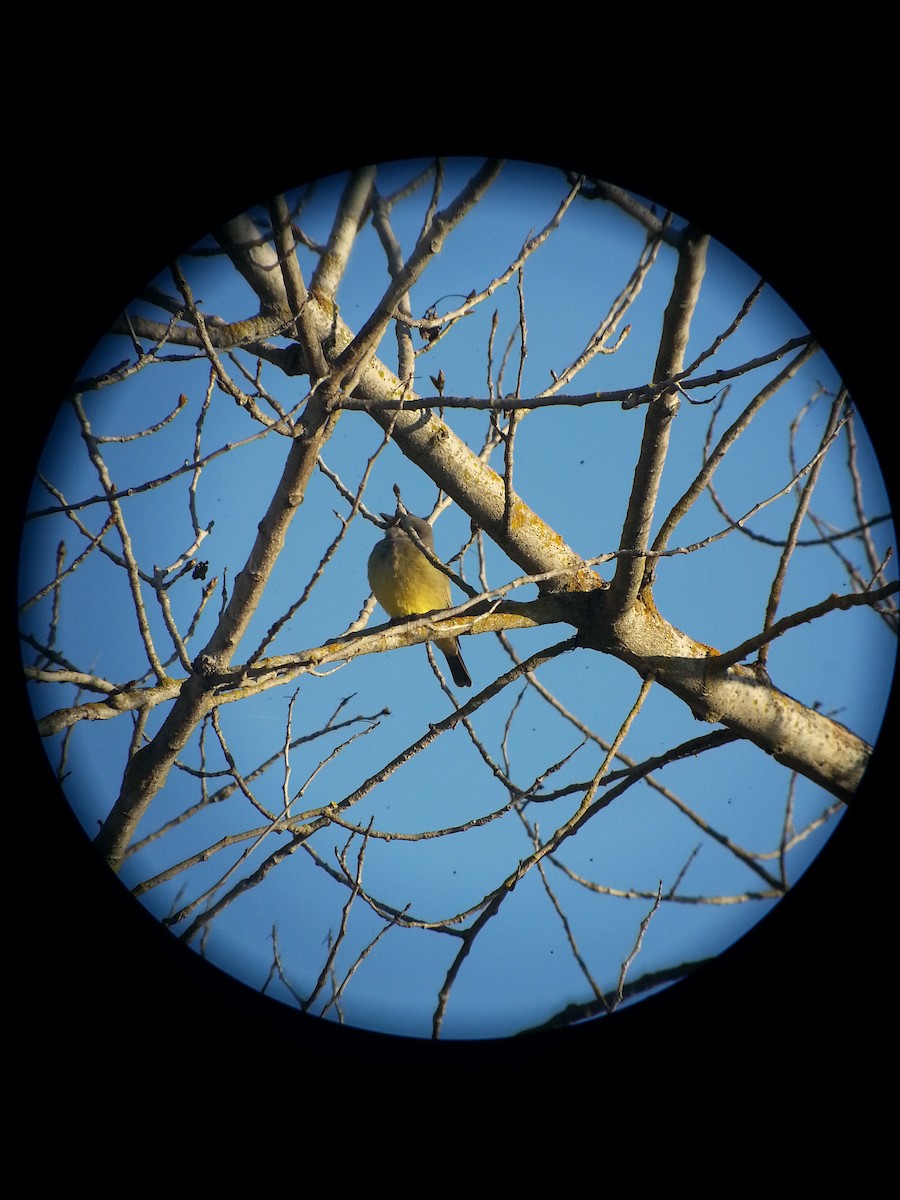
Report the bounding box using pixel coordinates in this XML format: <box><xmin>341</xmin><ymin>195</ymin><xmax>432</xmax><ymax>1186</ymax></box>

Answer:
<box><xmin>20</xmin><ymin>158</ymin><xmax>897</xmax><ymax>1039</ymax></box>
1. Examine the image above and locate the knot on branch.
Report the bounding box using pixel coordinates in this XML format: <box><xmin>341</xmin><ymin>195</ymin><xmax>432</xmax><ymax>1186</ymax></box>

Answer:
<box><xmin>192</xmin><ymin>653</ymin><xmax>222</xmax><ymax>679</ymax></box>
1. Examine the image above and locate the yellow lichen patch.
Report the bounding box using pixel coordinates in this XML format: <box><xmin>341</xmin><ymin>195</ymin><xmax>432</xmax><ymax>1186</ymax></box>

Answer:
<box><xmin>636</xmin><ymin>587</ymin><xmax>720</xmax><ymax>657</ymax></box>
<box><xmin>309</xmin><ymin>287</ymin><xmax>339</xmax><ymax>319</ymax></box>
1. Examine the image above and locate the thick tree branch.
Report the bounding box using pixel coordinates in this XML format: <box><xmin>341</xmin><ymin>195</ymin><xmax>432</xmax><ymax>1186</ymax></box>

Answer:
<box><xmin>609</xmin><ymin>226</ymin><xmax>710</xmax><ymax>609</ymax></box>
<box><xmin>588</xmin><ymin>589</ymin><xmax>871</xmax><ymax>802</ymax></box>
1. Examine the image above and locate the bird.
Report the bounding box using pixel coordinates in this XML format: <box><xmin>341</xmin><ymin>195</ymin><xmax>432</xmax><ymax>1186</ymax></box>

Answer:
<box><xmin>367</xmin><ymin>511</ymin><xmax>472</xmax><ymax>688</ymax></box>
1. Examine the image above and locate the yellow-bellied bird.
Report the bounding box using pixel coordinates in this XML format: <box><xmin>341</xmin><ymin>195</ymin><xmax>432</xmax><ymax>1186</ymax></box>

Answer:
<box><xmin>367</xmin><ymin>512</ymin><xmax>472</xmax><ymax>688</ymax></box>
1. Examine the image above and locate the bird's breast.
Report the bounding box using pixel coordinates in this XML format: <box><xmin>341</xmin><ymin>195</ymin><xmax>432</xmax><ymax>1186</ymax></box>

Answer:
<box><xmin>369</xmin><ymin>540</ymin><xmax>451</xmax><ymax>618</ymax></box>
